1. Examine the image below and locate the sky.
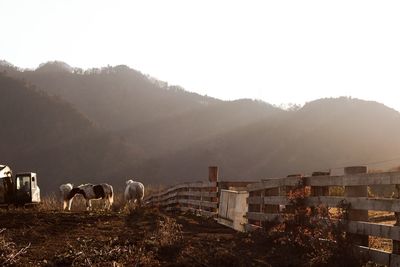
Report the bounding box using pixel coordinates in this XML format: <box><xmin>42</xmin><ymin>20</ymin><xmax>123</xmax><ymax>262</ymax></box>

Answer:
<box><xmin>1</xmin><ymin>0</ymin><xmax>400</xmax><ymax>110</ymax></box>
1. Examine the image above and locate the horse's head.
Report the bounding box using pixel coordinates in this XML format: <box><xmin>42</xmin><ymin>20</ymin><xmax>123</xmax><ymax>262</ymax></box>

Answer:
<box><xmin>126</xmin><ymin>179</ymin><xmax>134</xmax><ymax>185</ymax></box>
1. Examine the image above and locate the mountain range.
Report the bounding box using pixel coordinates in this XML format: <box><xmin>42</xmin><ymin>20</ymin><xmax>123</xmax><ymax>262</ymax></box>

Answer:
<box><xmin>1</xmin><ymin>60</ymin><xmax>400</xmax><ymax>193</ymax></box>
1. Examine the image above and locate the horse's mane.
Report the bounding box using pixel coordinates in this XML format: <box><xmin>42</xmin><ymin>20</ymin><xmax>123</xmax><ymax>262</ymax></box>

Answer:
<box><xmin>78</xmin><ymin>183</ymin><xmax>93</xmax><ymax>187</ymax></box>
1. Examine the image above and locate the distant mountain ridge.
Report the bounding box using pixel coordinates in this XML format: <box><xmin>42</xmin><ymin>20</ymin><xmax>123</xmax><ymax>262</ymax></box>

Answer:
<box><xmin>2</xmin><ymin>60</ymin><xmax>400</xmax><ymax>192</ymax></box>
<box><xmin>0</xmin><ymin>73</ymin><xmax>139</xmax><ymax>191</ymax></box>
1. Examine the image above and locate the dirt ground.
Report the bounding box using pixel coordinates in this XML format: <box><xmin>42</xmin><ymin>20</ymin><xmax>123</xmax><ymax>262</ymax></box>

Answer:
<box><xmin>0</xmin><ymin>208</ymin><xmax>273</xmax><ymax>267</ymax></box>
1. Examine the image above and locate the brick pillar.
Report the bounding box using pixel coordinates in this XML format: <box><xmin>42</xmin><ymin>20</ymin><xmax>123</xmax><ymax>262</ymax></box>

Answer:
<box><xmin>209</xmin><ymin>166</ymin><xmax>218</xmax><ymax>182</ymax></box>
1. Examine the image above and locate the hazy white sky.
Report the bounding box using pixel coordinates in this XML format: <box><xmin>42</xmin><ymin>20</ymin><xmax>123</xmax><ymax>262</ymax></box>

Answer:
<box><xmin>1</xmin><ymin>0</ymin><xmax>400</xmax><ymax>109</ymax></box>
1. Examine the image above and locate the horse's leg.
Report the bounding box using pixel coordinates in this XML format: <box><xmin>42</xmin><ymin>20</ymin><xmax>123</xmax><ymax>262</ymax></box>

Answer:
<box><xmin>104</xmin><ymin>198</ymin><xmax>108</xmax><ymax>210</ymax></box>
<box><xmin>86</xmin><ymin>199</ymin><xmax>91</xmax><ymax>211</ymax></box>
<box><xmin>107</xmin><ymin>197</ymin><xmax>112</xmax><ymax>210</ymax></box>
<box><xmin>67</xmin><ymin>199</ymin><xmax>73</xmax><ymax>211</ymax></box>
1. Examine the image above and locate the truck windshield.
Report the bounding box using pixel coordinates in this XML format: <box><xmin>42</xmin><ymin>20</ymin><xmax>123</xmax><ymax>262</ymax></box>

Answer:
<box><xmin>16</xmin><ymin>176</ymin><xmax>31</xmax><ymax>191</ymax></box>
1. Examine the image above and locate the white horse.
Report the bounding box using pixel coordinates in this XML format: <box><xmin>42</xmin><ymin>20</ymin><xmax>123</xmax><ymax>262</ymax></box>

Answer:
<box><xmin>59</xmin><ymin>183</ymin><xmax>73</xmax><ymax>211</ymax></box>
<box><xmin>67</xmin><ymin>183</ymin><xmax>114</xmax><ymax>211</ymax></box>
<box><xmin>124</xmin><ymin>180</ymin><xmax>145</xmax><ymax>207</ymax></box>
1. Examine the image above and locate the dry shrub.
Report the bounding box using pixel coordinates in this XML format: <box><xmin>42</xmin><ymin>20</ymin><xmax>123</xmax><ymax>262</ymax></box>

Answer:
<box><xmin>134</xmin><ymin>217</ymin><xmax>183</xmax><ymax>265</ymax></box>
<box><xmin>255</xmin><ymin>180</ymin><xmax>360</xmax><ymax>267</ymax></box>
<box><xmin>0</xmin><ymin>228</ymin><xmax>30</xmax><ymax>266</ymax></box>
<box><xmin>156</xmin><ymin>217</ymin><xmax>183</xmax><ymax>246</ymax></box>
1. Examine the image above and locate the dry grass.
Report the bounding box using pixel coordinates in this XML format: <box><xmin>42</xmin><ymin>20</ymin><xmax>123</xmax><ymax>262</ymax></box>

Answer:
<box><xmin>0</xmin><ymin>228</ymin><xmax>30</xmax><ymax>266</ymax></box>
<box><xmin>40</xmin><ymin>192</ymin><xmax>133</xmax><ymax>212</ymax></box>
<box><xmin>39</xmin><ymin>193</ymin><xmax>61</xmax><ymax>211</ymax></box>
<box><xmin>145</xmin><ymin>184</ymin><xmax>165</xmax><ymax>197</ymax></box>
<box><xmin>52</xmin><ymin>209</ymin><xmax>183</xmax><ymax>266</ymax></box>
<box><xmin>40</xmin><ymin>184</ymin><xmax>159</xmax><ymax>212</ymax></box>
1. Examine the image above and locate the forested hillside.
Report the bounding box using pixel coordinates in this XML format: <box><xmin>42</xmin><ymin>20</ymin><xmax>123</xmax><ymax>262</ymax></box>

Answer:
<box><xmin>2</xmin><ymin>61</ymin><xmax>400</xmax><ymax>192</ymax></box>
<box><xmin>0</xmin><ymin>74</ymin><xmax>139</xmax><ymax>191</ymax></box>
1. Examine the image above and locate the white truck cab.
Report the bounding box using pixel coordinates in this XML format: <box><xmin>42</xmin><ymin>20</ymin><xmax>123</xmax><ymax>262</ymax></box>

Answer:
<box><xmin>0</xmin><ymin>165</ymin><xmax>41</xmax><ymax>206</ymax></box>
<box><xmin>15</xmin><ymin>172</ymin><xmax>41</xmax><ymax>204</ymax></box>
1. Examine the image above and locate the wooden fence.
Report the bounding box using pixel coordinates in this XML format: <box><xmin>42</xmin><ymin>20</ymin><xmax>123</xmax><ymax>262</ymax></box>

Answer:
<box><xmin>145</xmin><ymin>166</ymin><xmax>400</xmax><ymax>266</ymax></box>
<box><xmin>145</xmin><ymin>181</ymin><xmax>219</xmax><ymax>217</ymax></box>
<box><xmin>247</xmin><ymin>169</ymin><xmax>400</xmax><ymax>267</ymax></box>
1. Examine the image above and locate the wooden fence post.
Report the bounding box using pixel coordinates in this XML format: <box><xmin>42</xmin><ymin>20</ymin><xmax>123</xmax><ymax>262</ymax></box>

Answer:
<box><xmin>264</xmin><ymin>178</ymin><xmax>280</xmax><ymax>226</ymax></box>
<box><xmin>209</xmin><ymin>166</ymin><xmax>219</xmax><ymax>214</ymax></box>
<box><xmin>310</xmin><ymin>171</ymin><xmax>330</xmax><ymax>197</ymax></box>
<box><xmin>344</xmin><ymin>166</ymin><xmax>369</xmax><ymax>247</ymax></box>
<box><xmin>310</xmin><ymin>171</ymin><xmax>330</xmax><ymax>215</ymax></box>
<box><xmin>393</xmin><ymin>185</ymin><xmax>400</xmax><ymax>254</ymax></box>
<box><xmin>284</xmin><ymin>174</ymin><xmax>303</xmax><ymax>213</ymax></box>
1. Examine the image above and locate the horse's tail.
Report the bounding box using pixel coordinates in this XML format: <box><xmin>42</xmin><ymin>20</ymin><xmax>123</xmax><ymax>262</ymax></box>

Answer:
<box><xmin>108</xmin><ymin>185</ymin><xmax>114</xmax><ymax>206</ymax></box>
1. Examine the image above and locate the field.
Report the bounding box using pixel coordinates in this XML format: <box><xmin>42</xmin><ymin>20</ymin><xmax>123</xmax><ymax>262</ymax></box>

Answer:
<box><xmin>2</xmin><ymin>193</ymin><xmax>389</xmax><ymax>267</ymax></box>
<box><xmin>0</xmin><ymin>200</ymin><xmax>275</xmax><ymax>267</ymax></box>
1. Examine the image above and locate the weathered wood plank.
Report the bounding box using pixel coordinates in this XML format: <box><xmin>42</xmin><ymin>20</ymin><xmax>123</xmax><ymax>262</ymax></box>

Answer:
<box><xmin>345</xmin><ymin>221</ymin><xmax>400</xmax><ymax>240</ymax></box>
<box><xmin>390</xmin><ymin>253</ymin><xmax>400</xmax><ymax>267</ymax></box>
<box><xmin>149</xmin><ymin>191</ymin><xmax>218</xmax><ymax>205</ymax></box>
<box><xmin>354</xmin><ymin>246</ymin><xmax>391</xmax><ymax>266</ymax></box>
<box><xmin>308</xmin><ymin>196</ymin><xmax>400</xmax><ymax>212</ymax></box>
<box><xmin>246</xmin><ymin>212</ymin><xmax>282</xmax><ymax>221</ymax></box>
<box><xmin>177</xmin><ymin>191</ymin><xmax>217</xmax><ymax>198</ymax></box>
<box><xmin>248</xmin><ymin>196</ymin><xmax>289</xmax><ymax>205</ymax></box>
<box><xmin>150</xmin><ymin>181</ymin><xmax>218</xmax><ymax>198</ymax></box>
<box><xmin>180</xmin><ymin>207</ymin><xmax>216</xmax><ymax>217</ymax></box>
<box><xmin>247</xmin><ymin>177</ymin><xmax>301</xmax><ymax>192</ymax></box>
<box><xmin>305</xmin><ymin>171</ymin><xmax>400</xmax><ymax>187</ymax></box>
<box><xmin>179</xmin><ymin>199</ymin><xmax>218</xmax><ymax>209</ymax></box>
<box><xmin>247</xmin><ymin>171</ymin><xmax>400</xmax><ymax>193</ymax></box>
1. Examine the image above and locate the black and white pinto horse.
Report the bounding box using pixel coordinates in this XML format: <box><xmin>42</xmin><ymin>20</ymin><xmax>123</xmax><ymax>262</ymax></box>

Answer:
<box><xmin>67</xmin><ymin>183</ymin><xmax>114</xmax><ymax>211</ymax></box>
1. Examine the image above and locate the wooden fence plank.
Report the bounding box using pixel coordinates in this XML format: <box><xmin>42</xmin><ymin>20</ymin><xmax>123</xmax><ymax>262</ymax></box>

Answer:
<box><xmin>346</xmin><ymin>221</ymin><xmax>400</xmax><ymax>240</ymax></box>
<box><xmin>307</xmin><ymin>196</ymin><xmax>400</xmax><ymax>212</ymax></box>
<box><xmin>390</xmin><ymin>254</ymin><xmax>400</xmax><ymax>267</ymax></box>
<box><xmin>248</xmin><ymin>196</ymin><xmax>289</xmax><ymax>205</ymax></box>
<box><xmin>180</xmin><ymin>207</ymin><xmax>216</xmax><ymax>217</ymax></box>
<box><xmin>246</xmin><ymin>212</ymin><xmax>282</xmax><ymax>222</ymax></box>
<box><xmin>247</xmin><ymin>171</ymin><xmax>400</xmax><ymax>192</ymax></box>
<box><xmin>247</xmin><ymin>177</ymin><xmax>302</xmax><ymax>191</ymax></box>
<box><xmin>179</xmin><ymin>199</ymin><xmax>218</xmax><ymax>209</ymax></box>
<box><xmin>354</xmin><ymin>246</ymin><xmax>391</xmax><ymax>266</ymax></box>
<box><xmin>306</xmin><ymin>171</ymin><xmax>400</xmax><ymax>187</ymax></box>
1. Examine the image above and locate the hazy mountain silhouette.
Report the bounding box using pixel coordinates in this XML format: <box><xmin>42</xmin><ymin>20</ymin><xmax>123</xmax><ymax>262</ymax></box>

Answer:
<box><xmin>35</xmin><ymin>61</ymin><xmax>74</xmax><ymax>73</ymax></box>
<box><xmin>150</xmin><ymin>97</ymin><xmax>400</xmax><ymax>183</ymax></box>
<box><xmin>0</xmin><ymin>74</ymin><xmax>140</xmax><ymax>192</ymax></box>
<box><xmin>1</xmin><ymin>62</ymin><xmax>221</xmax><ymax>130</ymax></box>
<box><xmin>2</xmin><ymin>61</ymin><xmax>400</xmax><ymax>192</ymax></box>
<box><xmin>119</xmin><ymin>99</ymin><xmax>282</xmax><ymax>157</ymax></box>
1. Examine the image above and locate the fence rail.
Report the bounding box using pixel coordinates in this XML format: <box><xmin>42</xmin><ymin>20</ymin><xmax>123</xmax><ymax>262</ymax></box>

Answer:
<box><xmin>247</xmin><ymin>170</ymin><xmax>400</xmax><ymax>267</ymax></box>
<box><xmin>145</xmin><ymin>181</ymin><xmax>219</xmax><ymax>216</ymax></box>
<box><xmin>145</xmin><ymin>167</ymin><xmax>400</xmax><ymax>266</ymax></box>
